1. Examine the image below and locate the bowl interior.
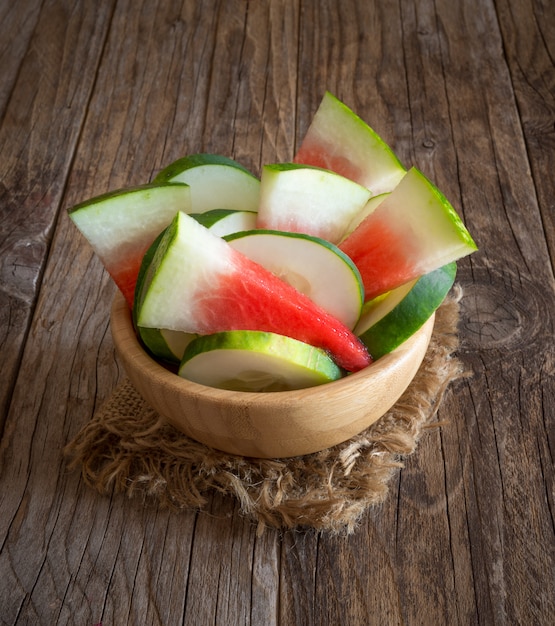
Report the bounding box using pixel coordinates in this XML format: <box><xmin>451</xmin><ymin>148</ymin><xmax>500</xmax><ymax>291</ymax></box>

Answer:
<box><xmin>110</xmin><ymin>294</ymin><xmax>434</xmax><ymax>458</ymax></box>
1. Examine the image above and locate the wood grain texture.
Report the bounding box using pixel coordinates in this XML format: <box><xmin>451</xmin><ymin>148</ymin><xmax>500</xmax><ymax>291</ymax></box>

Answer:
<box><xmin>0</xmin><ymin>0</ymin><xmax>553</xmax><ymax>624</ymax></box>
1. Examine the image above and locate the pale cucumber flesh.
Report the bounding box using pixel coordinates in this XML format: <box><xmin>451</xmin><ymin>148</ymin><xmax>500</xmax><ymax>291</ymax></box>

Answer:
<box><xmin>225</xmin><ymin>229</ymin><xmax>363</xmax><ymax>329</ymax></box>
<box><xmin>191</xmin><ymin>209</ymin><xmax>257</xmax><ymax>237</ymax></box>
<box><xmin>257</xmin><ymin>164</ymin><xmax>372</xmax><ymax>243</ymax></box>
<box><xmin>154</xmin><ymin>154</ymin><xmax>260</xmax><ymax>214</ymax></box>
<box><xmin>179</xmin><ymin>330</ymin><xmax>343</xmax><ymax>391</ymax></box>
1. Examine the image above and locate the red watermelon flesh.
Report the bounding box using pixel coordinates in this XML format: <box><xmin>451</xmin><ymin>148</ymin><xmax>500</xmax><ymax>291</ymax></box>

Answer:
<box><xmin>136</xmin><ymin>212</ymin><xmax>372</xmax><ymax>372</ymax></box>
<box><xmin>339</xmin><ymin>167</ymin><xmax>478</xmax><ymax>301</ymax></box>
<box><xmin>195</xmin><ymin>262</ymin><xmax>371</xmax><ymax>372</ymax></box>
<box><xmin>339</xmin><ymin>211</ymin><xmax>420</xmax><ymax>301</ymax></box>
<box><xmin>107</xmin><ymin>243</ymin><xmax>151</xmax><ymax>308</ymax></box>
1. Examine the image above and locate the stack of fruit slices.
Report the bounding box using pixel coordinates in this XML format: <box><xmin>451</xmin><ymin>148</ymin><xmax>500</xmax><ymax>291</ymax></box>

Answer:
<box><xmin>68</xmin><ymin>91</ymin><xmax>477</xmax><ymax>392</ymax></box>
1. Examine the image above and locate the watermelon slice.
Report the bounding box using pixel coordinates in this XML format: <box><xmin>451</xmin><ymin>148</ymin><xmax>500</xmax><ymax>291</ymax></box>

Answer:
<box><xmin>294</xmin><ymin>91</ymin><xmax>406</xmax><ymax>194</ymax></box>
<box><xmin>68</xmin><ymin>182</ymin><xmax>192</xmax><ymax>307</ymax></box>
<box><xmin>135</xmin><ymin>212</ymin><xmax>372</xmax><ymax>372</ymax></box>
<box><xmin>256</xmin><ymin>163</ymin><xmax>371</xmax><ymax>243</ymax></box>
<box><xmin>339</xmin><ymin>167</ymin><xmax>477</xmax><ymax>301</ymax></box>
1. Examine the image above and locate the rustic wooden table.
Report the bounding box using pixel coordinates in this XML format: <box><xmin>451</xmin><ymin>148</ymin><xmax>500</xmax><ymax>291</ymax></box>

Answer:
<box><xmin>1</xmin><ymin>1</ymin><xmax>553</xmax><ymax>624</ymax></box>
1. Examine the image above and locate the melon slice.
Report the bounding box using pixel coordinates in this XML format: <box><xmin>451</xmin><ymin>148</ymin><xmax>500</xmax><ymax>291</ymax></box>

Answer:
<box><xmin>355</xmin><ymin>263</ymin><xmax>456</xmax><ymax>358</ymax></box>
<box><xmin>135</xmin><ymin>211</ymin><xmax>371</xmax><ymax>372</ymax></box>
<box><xmin>133</xmin><ymin>229</ymin><xmax>197</xmax><ymax>363</ymax></box>
<box><xmin>339</xmin><ymin>167</ymin><xmax>477</xmax><ymax>301</ymax></box>
<box><xmin>68</xmin><ymin>182</ymin><xmax>191</xmax><ymax>307</ymax></box>
<box><xmin>179</xmin><ymin>330</ymin><xmax>343</xmax><ymax>391</ymax></box>
<box><xmin>153</xmin><ymin>153</ymin><xmax>260</xmax><ymax>214</ymax></box>
<box><xmin>256</xmin><ymin>163</ymin><xmax>371</xmax><ymax>243</ymax></box>
<box><xmin>294</xmin><ymin>91</ymin><xmax>406</xmax><ymax>194</ymax></box>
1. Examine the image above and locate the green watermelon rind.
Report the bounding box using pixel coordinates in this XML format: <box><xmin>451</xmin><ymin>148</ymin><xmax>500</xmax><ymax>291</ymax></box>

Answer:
<box><xmin>153</xmin><ymin>153</ymin><xmax>258</xmax><ymax>183</ymax></box>
<box><xmin>132</xmin><ymin>224</ymin><xmax>197</xmax><ymax>363</ymax></box>
<box><xmin>67</xmin><ymin>181</ymin><xmax>191</xmax><ymax>215</ymax></box>
<box><xmin>356</xmin><ymin>262</ymin><xmax>457</xmax><ymax>359</ymax></box>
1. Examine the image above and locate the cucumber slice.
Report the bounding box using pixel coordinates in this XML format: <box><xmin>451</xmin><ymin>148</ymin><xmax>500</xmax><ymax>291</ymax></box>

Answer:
<box><xmin>225</xmin><ymin>229</ymin><xmax>364</xmax><ymax>329</ymax></box>
<box><xmin>153</xmin><ymin>153</ymin><xmax>260</xmax><ymax>214</ymax></box>
<box><xmin>190</xmin><ymin>209</ymin><xmax>257</xmax><ymax>237</ymax></box>
<box><xmin>256</xmin><ymin>163</ymin><xmax>372</xmax><ymax>243</ymax></box>
<box><xmin>355</xmin><ymin>263</ymin><xmax>457</xmax><ymax>358</ymax></box>
<box><xmin>179</xmin><ymin>330</ymin><xmax>344</xmax><ymax>391</ymax></box>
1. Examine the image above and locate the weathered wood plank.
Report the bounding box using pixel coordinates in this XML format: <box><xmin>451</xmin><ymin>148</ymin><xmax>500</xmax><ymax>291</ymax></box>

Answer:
<box><xmin>0</xmin><ymin>0</ymin><xmax>116</xmax><ymax>433</ymax></box>
<box><xmin>0</xmin><ymin>0</ymin><xmax>553</xmax><ymax>624</ymax></box>
<box><xmin>494</xmin><ymin>0</ymin><xmax>555</xmax><ymax>269</ymax></box>
<box><xmin>0</xmin><ymin>0</ymin><xmax>42</xmax><ymax>118</ymax></box>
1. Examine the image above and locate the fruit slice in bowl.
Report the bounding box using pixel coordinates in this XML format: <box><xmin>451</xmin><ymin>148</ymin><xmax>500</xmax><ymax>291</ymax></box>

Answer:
<box><xmin>111</xmin><ymin>293</ymin><xmax>435</xmax><ymax>457</ymax></box>
<box><xmin>256</xmin><ymin>163</ymin><xmax>371</xmax><ymax>243</ymax></box>
<box><xmin>179</xmin><ymin>330</ymin><xmax>344</xmax><ymax>391</ymax></box>
<box><xmin>225</xmin><ymin>229</ymin><xmax>364</xmax><ymax>329</ymax></box>
<box><xmin>68</xmin><ymin>182</ymin><xmax>191</xmax><ymax>308</ymax></box>
<box><xmin>134</xmin><ymin>211</ymin><xmax>372</xmax><ymax>372</ymax></box>
<box><xmin>355</xmin><ymin>263</ymin><xmax>456</xmax><ymax>359</ymax></box>
<box><xmin>190</xmin><ymin>209</ymin><xmax>257</xmax><ymax>237</ymax></box>
<box><xmin>339</xmin><ymin>167</ymin><xmax>477</xmax><ymax>301</ymax></box>
<box><xmin>132</xmin><ymin>229</ymin><xmax>197</xmax><ymax>363</ymax></box>
<box><xmin>294</xmin><ymin>91</ymin><xmax>407</xmax><ymax>195</ymax></box>
<box><xmin>153</xmin><ymin>153</ymin><xmax>260</xmax><ymax>214</ymax></box>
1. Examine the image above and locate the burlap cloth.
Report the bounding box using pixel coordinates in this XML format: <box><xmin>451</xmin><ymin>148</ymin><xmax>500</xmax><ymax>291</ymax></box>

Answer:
<box><xmin>65</xmin><ymin>286</ymin><xmax>468</xmax><ymax>534</ymax></box>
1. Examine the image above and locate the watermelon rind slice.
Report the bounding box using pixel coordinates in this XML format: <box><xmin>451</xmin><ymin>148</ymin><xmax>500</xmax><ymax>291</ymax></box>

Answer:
<box><xmin>339</xmin><ymin>167</ymin><xmax>477</xmax><ymax>301</ymax></box>
<box><xmin>133</xmin><ymin>229</ymin><xmax>197</xmax><ymax>363</ymax></box>
<box><xmin>355</xmin><ymin>263</ymin><xmax>457</xmax><ymax>359</ymax></box>
<box><xmin>68</xmin><ymin>182</ymin><xmax>192</xmax><ymax>306</ymax></box>
<box><xmin>294</xmin><ymin>91</ymin><xmax>407</xmax><ymax>195</ymax></box>
<box><xmin>256</xmin><ymin>162</ymin><xmax>372</xmax><ymax>243</ymax></box>
<box><xmin>135</xmin><ymin>211</ymin><xmax>371</xmax><ymax>372</ymax></box>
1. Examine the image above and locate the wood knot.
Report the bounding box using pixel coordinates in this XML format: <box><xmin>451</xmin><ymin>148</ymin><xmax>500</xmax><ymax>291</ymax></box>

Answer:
<box><xmin>457</xmin><ymin>265</ymin><xmax>552</xmax><ymax>353</ymax></box>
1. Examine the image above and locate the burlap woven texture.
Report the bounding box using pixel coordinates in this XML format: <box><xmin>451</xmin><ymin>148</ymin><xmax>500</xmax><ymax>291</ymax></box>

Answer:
<box><xmin>65</xmin><ymin>287</ymin><xmax>468</xmax><ymax>534</ymax></box>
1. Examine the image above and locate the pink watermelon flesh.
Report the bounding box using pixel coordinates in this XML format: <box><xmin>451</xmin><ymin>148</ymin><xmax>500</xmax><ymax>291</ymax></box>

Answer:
<box><xmin>293</xmin><ymin>141</ymin><xmax>365</xmax><ymax>184</ymax></box>
<box><xmin>108</xmin><ymin>244</ymin><xmax>150</xmax><ymax>308</ymax></box>
<box><xmin>339</xmin><ymin>212</ymin><xmax>418</xmax><ymax>301</ymax></box>
<box><xmin>137</xmin><ymin>212</ymin><xmax>372</xmax><ymax>372</ymax></box>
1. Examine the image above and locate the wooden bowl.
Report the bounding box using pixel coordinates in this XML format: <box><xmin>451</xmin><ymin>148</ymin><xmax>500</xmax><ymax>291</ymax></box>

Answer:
<box><xmin>110</xmin><ymin>293</ymin><xmax>434</xmax><ymax>458</ymax></box>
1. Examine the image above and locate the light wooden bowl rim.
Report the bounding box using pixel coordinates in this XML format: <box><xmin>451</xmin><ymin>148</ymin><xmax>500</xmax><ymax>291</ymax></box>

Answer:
<box><xmin>110</xmin><ymin>293</ymin><xmax>435</xmax><ymax>458</ymax></box>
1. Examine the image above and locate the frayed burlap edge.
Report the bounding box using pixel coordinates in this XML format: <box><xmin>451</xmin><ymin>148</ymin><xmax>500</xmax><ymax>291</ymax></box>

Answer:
<box><xmin>64</xmin><ymin>286</ymin><xmax>469</xmax><ymax>535</ymax></box>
